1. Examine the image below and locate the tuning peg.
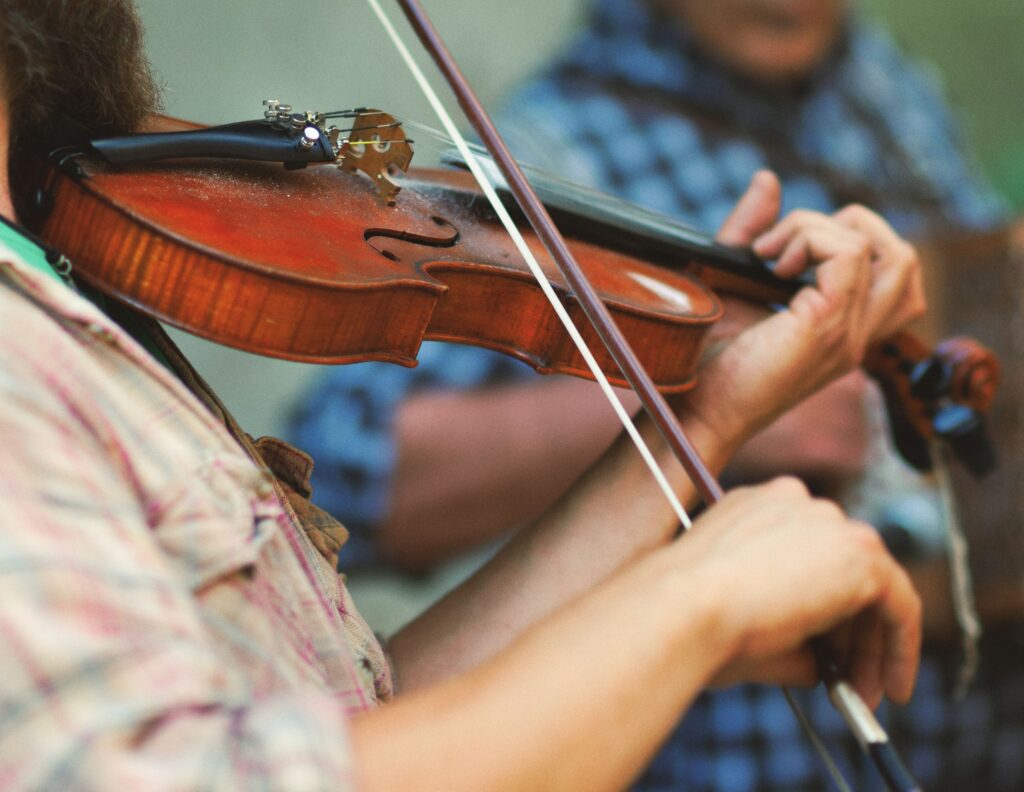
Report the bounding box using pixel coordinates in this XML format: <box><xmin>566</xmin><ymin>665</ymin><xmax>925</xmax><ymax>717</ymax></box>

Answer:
<box><xmin>933</xmin><ymin>404</ymin><xmax>996</xmax><ymax>476</ymax></box>
<box><xmin>908</xmin><ymin>356</ymin><xmax>951</xmax><ymax>401</ymax></box>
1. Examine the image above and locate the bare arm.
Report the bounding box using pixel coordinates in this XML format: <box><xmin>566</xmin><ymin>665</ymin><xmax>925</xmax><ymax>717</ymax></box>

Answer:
<box><xmin>388</xmin><ymin>411</ymin><xmax>723</xmax><ymax>686</ymax></box>
<box><xmin>355</xmin><ymin>511</ymin><xmax>731</xmax><ymax>792</ymax></box>
<box><xmin>380</xmin><ymin>377</ymin><xmax>638</xmax><ymax>572</ymax></box>
<box><xmin>355</xmin><ymin>476</ymin><xmax>921</xmax><ymax>792</ymax></box>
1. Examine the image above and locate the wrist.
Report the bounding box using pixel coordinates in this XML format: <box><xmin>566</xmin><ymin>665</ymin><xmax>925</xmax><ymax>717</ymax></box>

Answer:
<box><xmin>637</xmin><ymin>544</ymin><xmax>739</xmax><ymax>688</ymax></box>
<box><xmin>665</xmin><ymin>401</ymin><xmax>745</xmax><ymax>484</ymax></box>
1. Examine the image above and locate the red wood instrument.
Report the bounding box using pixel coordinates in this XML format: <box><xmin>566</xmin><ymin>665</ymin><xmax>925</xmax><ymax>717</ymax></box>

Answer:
<box><xmin>37</xmin><ymin>118</ymin><xmax>999</xmax><ymax>477</ymax></box>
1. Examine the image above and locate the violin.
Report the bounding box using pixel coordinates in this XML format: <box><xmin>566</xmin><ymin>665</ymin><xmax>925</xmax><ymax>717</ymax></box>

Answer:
<box><xmin>37</xmin><ymin>106</ymin><xmax>998</xmax><ymax>478</ymax></box>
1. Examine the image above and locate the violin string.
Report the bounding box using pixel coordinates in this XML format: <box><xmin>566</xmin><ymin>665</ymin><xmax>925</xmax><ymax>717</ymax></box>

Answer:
<box><xmin>402</xmin><ymin>120</ymin><xmax>800</xmax><ymax>294</ymax></box>
<box><xmin>405</xmin><ymin>120</ymin><xmax>683</xmax><ymax>230</ymax></box>
<box><xmin>363</xmin><ymin>0</ymin><xmax>691</xmax><ymax>529</ymax></box>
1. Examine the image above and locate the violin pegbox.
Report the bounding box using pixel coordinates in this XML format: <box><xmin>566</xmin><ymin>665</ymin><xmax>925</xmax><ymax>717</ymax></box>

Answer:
<box><xmin>335</xmin><ymin>109</ymin><xmax>413</xmax><ymax>205</ymax></box>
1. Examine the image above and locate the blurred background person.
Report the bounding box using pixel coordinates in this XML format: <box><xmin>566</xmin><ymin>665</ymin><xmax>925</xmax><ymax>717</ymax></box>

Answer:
<box><xmin>286</xmin><ymin>0</ymin><xmax>1023</xmax><ymax>789</ymax></box>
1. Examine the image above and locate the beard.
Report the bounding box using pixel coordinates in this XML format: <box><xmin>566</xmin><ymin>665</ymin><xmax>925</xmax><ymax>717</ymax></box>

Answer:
<box><xmin>0</xmin><ymin>0</ymin><xmax>160</xmax><ymax>220</ymax></box>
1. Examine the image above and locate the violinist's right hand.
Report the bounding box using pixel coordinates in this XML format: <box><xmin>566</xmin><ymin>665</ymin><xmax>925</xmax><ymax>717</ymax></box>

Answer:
<box><xmin>667</xmin><ymin>476</ymin><xmax>921</xmax><ymax>707</ymax></box>
<box><xmin>370</xmin><ymin>475</ymin><xmax>920</xmax><ymax>792</ymax></box>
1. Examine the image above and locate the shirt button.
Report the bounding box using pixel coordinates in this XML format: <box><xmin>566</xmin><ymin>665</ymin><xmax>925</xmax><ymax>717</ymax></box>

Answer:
<box><xmin>256</xmin><ymin>478</ymin><xmax>276</xmax><ymax>498</ymax></box>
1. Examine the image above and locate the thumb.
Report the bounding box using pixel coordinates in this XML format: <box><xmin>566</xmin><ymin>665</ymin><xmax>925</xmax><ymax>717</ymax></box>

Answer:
<box><xmin>716</xmin><ymin>170</ymin><xmax>782</xmax><ymax>246</ymax></box>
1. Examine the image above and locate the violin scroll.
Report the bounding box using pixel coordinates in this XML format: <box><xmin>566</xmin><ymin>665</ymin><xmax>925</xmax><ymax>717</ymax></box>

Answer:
<box><xmin>864</xmin><ymin>333</ymin><xmax>999</xmax><ymax>476</ymax></box>
<box><xmin>936</xmin><ymin>336</ymin><xmax>1000</xmax><ymax>411</ymax></box>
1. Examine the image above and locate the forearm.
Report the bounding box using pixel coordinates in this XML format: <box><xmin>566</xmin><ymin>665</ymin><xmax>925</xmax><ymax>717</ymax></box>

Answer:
<box><xmin>355</xmin><ymin>547</ymin><xmax>730</xmax><ymax>792</ymax></box>
<box><xmin>389</xmin><ymin>411</ymin><xmax>736</xmax><ymax>688</ymax></box>
<box><xmin>381</xmin><ymin>376</ymin><xmax>638</xmax><ymax>571</ymax></box>
<box><xmin>728</xmin><ymin>371</ymin><xmax>869</xmax><ymax>482</ymax></box>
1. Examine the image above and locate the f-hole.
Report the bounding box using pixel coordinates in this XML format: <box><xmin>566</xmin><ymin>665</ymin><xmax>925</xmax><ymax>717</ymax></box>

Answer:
<box><xmin>364</xmin><ymin>215</ymin><xmax>459</xmax><ymax>262</ymax></box>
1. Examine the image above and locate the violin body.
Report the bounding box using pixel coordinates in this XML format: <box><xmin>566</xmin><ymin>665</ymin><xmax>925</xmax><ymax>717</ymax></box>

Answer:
<box><xmin>41</xmin><ymin>157</ymin><xmax>720</xmax><ymax>393</ymax></box>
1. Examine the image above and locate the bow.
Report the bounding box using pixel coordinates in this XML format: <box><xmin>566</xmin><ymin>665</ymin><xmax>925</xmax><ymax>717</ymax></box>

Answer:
<box><xmin>368</xmin><ymin>0</ymin><xmax>925</xmax><ymax>789</ymax></box>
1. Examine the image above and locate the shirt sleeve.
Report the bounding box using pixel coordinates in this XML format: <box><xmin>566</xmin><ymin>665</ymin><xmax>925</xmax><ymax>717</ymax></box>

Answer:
<box><xmin>286</xmin><ymin>341</ymin><xmax>534</xmax><ymax>568</ymax></box>
<box><xmin>0</xmin><ymin>287</ymin><xmax>360</xmax><ymax>790</ymax></box>
<box><xmin>846</xmin><ymin>22</ymin><xmax>1010</xmax><ymax>230</ymax></box>
<box><xmin>494</xmin><ymin>82</ymin><xmax>609</xmax><ymax>183</ymax></box>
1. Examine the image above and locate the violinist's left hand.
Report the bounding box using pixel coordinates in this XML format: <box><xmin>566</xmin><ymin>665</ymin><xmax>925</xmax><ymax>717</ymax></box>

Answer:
<box><xmin>679</xmin><ymin>171</ymin><xmax>925</xmax><ymax>458</ymax></box>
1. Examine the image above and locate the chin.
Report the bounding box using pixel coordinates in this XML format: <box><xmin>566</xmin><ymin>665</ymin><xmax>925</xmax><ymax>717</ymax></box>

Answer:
<box><xmin>734</xmin><ymin>35</ymin><xmax>835</xmax><ymax>85</ymax></box>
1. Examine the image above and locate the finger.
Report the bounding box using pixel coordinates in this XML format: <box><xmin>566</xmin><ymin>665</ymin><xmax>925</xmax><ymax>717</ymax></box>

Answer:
<box><xmin>863</xmin><ymin>254</ymin><xmax>926</xmax><ymax>340</ymax></box>
<box><xmin>832</xmin><ymin>204</ymin><xmax>907</xmax><ymax>255</ymax></box>
<box><xmin>751</xmin><ymin>209</ymin><xmax>832</xmax><ymax>262</ymax></box>
<box><xmin>839</xmin><ymin>525</ymin><xmax>922</xmax><ymax>704</ymax></box>
<box><xmin>772</xmin><ymin>224</ymin><xmax>871</xmax><ymax>278</ymax></box>
<box><xmin>786</xmin><ymin>252</ymin><xmax>870</xmax><ymax>358</ymax></box>
<box><xmin>716</xmin><ymin>170</ymin><xmax>782</xmax><ymax>246</ymax></box>
<box><xmin>880</xmin><ymin>564</ymin><xmax>922</xmax><ymax>704</ymax></box>
<box><xmin>783</xmin><ymin>522</ymin><xmax>920</xmax><ymax>698</ymax></box>
<box><xmin>848</xmin><ymin>608</ymin><xmax>886</xmax><ymax>709</ymax></box>
<box><xmin>831</xmin><ymin>205</ymin><xmax>927</xmax><ymax>337</ymax></box>
<box><xmin>865</xmin><ymin>252</ymin><xmax>927</xmax><ymax>339</ymax></box>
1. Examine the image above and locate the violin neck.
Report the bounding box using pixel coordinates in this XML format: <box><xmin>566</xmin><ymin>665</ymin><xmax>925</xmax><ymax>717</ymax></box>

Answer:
<box><xmin>451</xmin><ymin>149</ymin><xmax>801</xmax><ymax>299</ymax></box>
<box><xmin>534</xmin><ymin>184</ymin><xmax>798</xmax><ymax>299</ymax></box>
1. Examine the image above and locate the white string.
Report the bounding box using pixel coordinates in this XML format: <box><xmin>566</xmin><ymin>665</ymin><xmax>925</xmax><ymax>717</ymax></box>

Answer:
<box><xmin>364</xmin><ymin>0</ymin><xmax>691</xmax><ymax>528</ymax></box>
<box><xmin>930</xmin><ymin>440</ymin><xmax>982</xmax><ymax>698</ymax></box>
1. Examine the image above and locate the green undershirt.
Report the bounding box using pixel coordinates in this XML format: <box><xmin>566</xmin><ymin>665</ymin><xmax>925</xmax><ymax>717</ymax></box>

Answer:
<box><xmin>0</xmin><ymin>216</ymin><xmax>172</xmax><ymax>370</ymax></box>
<box><xmin>0</xmin><ymin>215</ymin><xmax>64</xmax><ymax>285</ymax></box>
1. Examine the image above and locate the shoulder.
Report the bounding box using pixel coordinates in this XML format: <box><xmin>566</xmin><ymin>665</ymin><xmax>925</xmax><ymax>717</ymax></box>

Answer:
<box><xmin>837</xmin><ymin>20</ymin><xmax>1008</xmax><ymax>227</ymax></box>
<box><xmin>0</xmin><ymin>268</ymin><xmax>81</xmax><ymax>387</ymax></box>
<box><xmin>840</xmin><ymin>21</ymin><xmax>954</xmax><ymax>122</ymax></box>
<box><xmin>0</xmin><ymin>263</ymin><xmax>166</xmax><ymax>453</ymax></box>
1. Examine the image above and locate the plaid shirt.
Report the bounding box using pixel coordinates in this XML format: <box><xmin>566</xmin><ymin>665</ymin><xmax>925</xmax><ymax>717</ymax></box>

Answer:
<box><xmin>0</xmin><ymin>241</ymin><xmax>390</xmax><ymax>789</ymax></box>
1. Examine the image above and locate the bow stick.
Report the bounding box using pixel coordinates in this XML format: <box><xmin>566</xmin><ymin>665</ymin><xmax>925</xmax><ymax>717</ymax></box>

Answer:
<box><xmin>368</xmin><ymin>0</ymin><xmax>922</xmax><ymax>789</ymax></box>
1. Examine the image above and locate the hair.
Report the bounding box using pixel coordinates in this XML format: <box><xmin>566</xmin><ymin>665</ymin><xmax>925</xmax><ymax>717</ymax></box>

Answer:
<box><xmin>0</xmin><ymin>0</ymin><xmax>161</xmax><ymax>221</ymax></box>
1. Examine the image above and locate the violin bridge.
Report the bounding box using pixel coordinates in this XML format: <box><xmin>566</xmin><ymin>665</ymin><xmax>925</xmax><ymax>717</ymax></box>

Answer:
<box><xmin>336</xmin><ymin>109</ymin><xmax>413</xmax><ymax>205</ymax></box>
